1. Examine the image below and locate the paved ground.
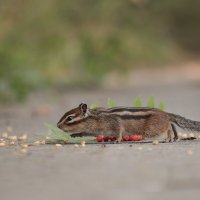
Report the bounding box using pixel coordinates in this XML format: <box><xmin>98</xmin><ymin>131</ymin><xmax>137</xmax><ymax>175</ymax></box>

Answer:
<box><xmin>1</xmin><ymin>81</ymin><xmax>200</xmax><ymax>200</ymax></box>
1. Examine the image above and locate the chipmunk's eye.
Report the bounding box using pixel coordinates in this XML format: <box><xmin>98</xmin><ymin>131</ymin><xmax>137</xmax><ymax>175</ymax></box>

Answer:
<box><xmin>66</xmin><ymin>116</ymin><xmax>74</xmax><ymax>122</ymax></box>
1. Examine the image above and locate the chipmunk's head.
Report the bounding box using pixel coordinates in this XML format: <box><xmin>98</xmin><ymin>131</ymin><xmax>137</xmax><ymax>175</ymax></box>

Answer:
<box><xmin>57</xmin><ymin>103</ymin><xmax>89</xmax><ymax>132</ymax></box>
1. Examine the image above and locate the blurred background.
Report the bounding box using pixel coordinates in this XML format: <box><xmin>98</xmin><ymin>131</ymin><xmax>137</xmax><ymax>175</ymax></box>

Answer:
<box><xmin>1</xmin><ymin>1</ymin><xmax>200</xmax><ymax>199</ymax></box>
<box><xmin>0</xmin><ymin>0</ymin><xmax>200</xmax><ymax>102</ymax></box>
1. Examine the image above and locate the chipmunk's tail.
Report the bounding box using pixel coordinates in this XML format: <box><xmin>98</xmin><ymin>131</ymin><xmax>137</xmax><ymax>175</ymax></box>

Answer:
<box><xmin>168</xmin><ymin>113</ymin><xmax>200</xmax><ymax>132</ymax></box>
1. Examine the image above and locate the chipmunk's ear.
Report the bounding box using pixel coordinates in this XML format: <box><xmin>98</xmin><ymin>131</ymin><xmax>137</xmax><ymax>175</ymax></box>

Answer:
<box><xmin>79</xmin><ymin>103</ymin><xmax>87</xmax><ymax>114</ymax></box>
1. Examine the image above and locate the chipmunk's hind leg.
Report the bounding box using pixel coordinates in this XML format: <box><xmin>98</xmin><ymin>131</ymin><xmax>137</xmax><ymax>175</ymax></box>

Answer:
<box><xmin>171</xmin><ymin>123</ymin><xmax>178</xmax><ymax>141</ymax></box>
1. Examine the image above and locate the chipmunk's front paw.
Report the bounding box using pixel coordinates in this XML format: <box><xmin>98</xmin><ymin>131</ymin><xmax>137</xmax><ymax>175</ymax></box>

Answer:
<box><xmin>114</xmin><ymin>137</ymin><xmax>122</xmax><ymax>144</ymax></box>
<box><xmin>173</xmin><ymin>136</ymin><xmax>179</xmax><ymax>142</ymax></box>
<box><xmin>164</xmin><ymin>138</ymin><xmax>173</xmax><ymax>143</ymax></box>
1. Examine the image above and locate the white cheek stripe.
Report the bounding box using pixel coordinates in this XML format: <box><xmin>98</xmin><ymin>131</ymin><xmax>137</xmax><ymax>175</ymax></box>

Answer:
<box><xmin>63</xmin><ymin>114</ymin><xmax>75</xmax><ymax>121</ymax></box>
<box><xmin>68</xmin><ymin>115</ymin><xmax>87</xmax><ymax>124</ymax></box>
<box><xmin>59</xmin><ymin>114</ymin><xmax>76</xmax><ymax>125</ymax></box>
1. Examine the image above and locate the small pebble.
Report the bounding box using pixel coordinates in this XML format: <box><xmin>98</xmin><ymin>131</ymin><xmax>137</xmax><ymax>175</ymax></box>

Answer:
<box><xmin>101</xmin><ymin>144</ymin><xmax>106</xmax><ymax>148</ymax></box>
<box><xmin>137</xmin><ymin>146</ymin><xmax>143</xmax><ymax>150</ymax></box>
<box><xmin>129</xmin><ymin>144</ymin><xmax>133</xmax><ymax>147</ymax></box>
<box><xmin>74</xmin><ymin>144</ymin><xmax>79</xmax><ymax>148</ymax></box>
<box><xmin>148</xmin><ymin>148</ymin><xmax>153</xmax><ymax>151</ymax></box>
<box><xmin>187</xmin><ymin>150</ymin><xmax>193</xmax><ymax>155</ymax></box>
<box><xmin>152</xmin><ymin>140</ymin><xmax>159</xmax><ymax>145</ymax></box>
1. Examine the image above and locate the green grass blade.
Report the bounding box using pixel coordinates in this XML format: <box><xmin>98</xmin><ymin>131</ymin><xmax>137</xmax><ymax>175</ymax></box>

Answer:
<box><xmin>90</xmin><ymin>103</ymin><xmax>98</xmax><ymax>109</ymax></box>
<box><xmin>44</xmin><ymin>123</ymin><xmax>96</xmax><ymax>144</ymax></box>
<box><xmin>107</xmin><ymin>98</ymin><xmax>117</xmax><ymax>108</ymax></box>
<box><xmin>158</xmin><ymin>101</ymin><xmax>165</xmax><ymax>111</ymax></box>
<box><xmin>147</xmin><ymin>96</ymin><xmax>155</xmax><ymax>108</ymax></box>
<box><xmin>133</xmin><ymin>96</ymin><xmax>142</xmax><ymax>107</ymax></box>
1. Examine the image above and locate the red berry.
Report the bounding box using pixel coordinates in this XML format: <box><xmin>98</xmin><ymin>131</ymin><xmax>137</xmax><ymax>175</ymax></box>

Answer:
<box><xmin>129</xmin><ymin>135</ymin><xmax>142</xmax><ymax>141</ymax></box>
<box><xmin>96</xmin><ymin>135</ymin><xmax>104</xmax><ymax>142</ymax></box>
<box><xmin>122</xmin><ymin>135</ymin><xmax>130</xmax><ymax>141</ymax></box>
<box><xmin>103</xmin><ymin>136</ymin><xmax>109</xmax><ymax>142</ymax></box>
<box><xmin>109</xmin><ymin>136</ymin><xmax>117</xmax><ymax>141</ymax></box>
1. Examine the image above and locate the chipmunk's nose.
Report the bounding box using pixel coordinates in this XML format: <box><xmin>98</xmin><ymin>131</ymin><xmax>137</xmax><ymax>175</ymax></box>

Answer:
<box><xmin>57</xmin><ymin>122</ymin><xmax>62</xmax><ymax>129</ymax></box>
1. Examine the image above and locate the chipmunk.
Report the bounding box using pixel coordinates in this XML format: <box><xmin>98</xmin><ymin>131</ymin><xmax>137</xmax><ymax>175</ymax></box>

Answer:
<box><xmin>57</xmin><ymin>103</ymin><xmax>200</xmax><ymax>142</ymax></box>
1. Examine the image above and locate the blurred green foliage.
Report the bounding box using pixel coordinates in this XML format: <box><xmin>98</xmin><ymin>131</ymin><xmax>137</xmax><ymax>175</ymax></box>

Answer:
<box><xmin>147</xmin><ymin>96</ymin><xmax>155</xmax><ymax>108</ymax></box>
<box><xmin>107</xmin><ymin>98</ymin><xmax>117</xmax><ymax>108</ymax></box>
<box><xmin>0</xmin><ymin>0</ymin><xmax>200</xmax><ymax>101</ymax></box>
<box><xmin>134</xmin><ymin>96</ymin><xmax>142</xmax><ymax>107</ymax></box>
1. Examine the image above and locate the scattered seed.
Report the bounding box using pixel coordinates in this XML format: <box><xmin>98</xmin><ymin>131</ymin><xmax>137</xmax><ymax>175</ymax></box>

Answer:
<box><xmin>33</xmin><ymin>140</ymin><xmax>45</xmax><ymax>145</ymax></box>
<box><xmin>188</xmin><ymin>133</ymin><xmax>195</xmax><ymax>138</ymax></box>
<box><xmin>33</xmin><ymin>141</ymin><xmax>41</xmax><ymax>145</ymax></box>
<box><xmin>80</xmin><ymin>141</ymin><xmax>86</xmax><ymax>147</ymax></box>
<box><xmin>8</xmin><ymin>136</ymin><xmax>17</xmax><ymax>141</ymax></box>
<box><xmin>55</xmin><ymin>144</ymin><xmax>62</xmax><ymax>147</ymax></box>
<box><xmin>18</xmin><ymin>134</ymin><xmax>28</xmax><ymax>141</ymax></box>
<box><xmin>178</xmin><ymin>133</ymin><xmax>188</xmax><ymax>139</ymax></box>
<box><xmin>182</xmin><ymin>133</ymin><xmax>188</xmax><ymax>139</ymax></box>
<box><xmin>10</xmin><ymin>141</ymin><xmax>15</xmax><ymax>145</ymax></box>
<box><xmin>178</xmin><ymin>132</ymin><xmax>183</xmax><ymax>137</ymax></box>
<box><xmin>0</xmin><ymin>142</ymin><xmax>6</xmax><ymax>147</ymax></box>
<box><xmin>2</xmin><ymin>132</ymin><xmax>8</xmax><ymax>138</ymax></box>
<box><xmin>152</xmin><ymin>140</ymin><xmax>159</xmax><ymax>145</ymax></box>
<box><xmin>40</xmin><ymin>140</ymin><xmax>46</xmax><ymax>145</ymax></box>
<box><xmin>20</xmin><ymin>144</ymin><xmax>29</xmax><ymax>148</ymax></box>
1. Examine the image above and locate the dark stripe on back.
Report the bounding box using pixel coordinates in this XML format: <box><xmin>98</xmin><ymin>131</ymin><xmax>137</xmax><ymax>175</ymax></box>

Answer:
<box><xmin>114</xmin><ymin>114</ymin><xmax>151</xmax><ymax>120</ymax></box>
<box><xmin>105</xmin><ymin>107</ymin><xmax>153</xmax><ymax>113</ymax></box>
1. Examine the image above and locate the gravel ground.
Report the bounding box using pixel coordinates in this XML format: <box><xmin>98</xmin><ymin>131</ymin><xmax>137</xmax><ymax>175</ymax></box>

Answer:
<box><xmin>1</xmin><ymin>81</ymin><xmax>200</xmax><ymax>200</ymax></box>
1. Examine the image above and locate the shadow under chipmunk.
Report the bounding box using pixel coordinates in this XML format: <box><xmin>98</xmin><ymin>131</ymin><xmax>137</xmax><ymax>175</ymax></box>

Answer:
<box><xmin>45</xmin><ymin>137</ymin><xmax>197</xmax><ymax>145</ymax></box>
